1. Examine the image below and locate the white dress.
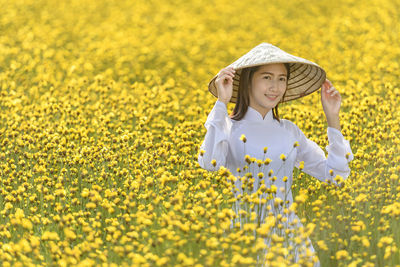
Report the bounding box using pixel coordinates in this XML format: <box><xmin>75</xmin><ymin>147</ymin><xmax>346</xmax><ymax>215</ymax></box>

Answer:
<box><xmin>198</xmin><ymin>100</ymin><xmax>354</xmax><ymax>266</ymax></box>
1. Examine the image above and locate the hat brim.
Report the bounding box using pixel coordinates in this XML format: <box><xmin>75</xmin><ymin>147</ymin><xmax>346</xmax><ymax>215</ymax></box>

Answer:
<box><xmin>208</xmin><ymin>62</ymin><xmax>326</xmax><ymax>103</ymax></box>
<box><xmin>207</xmin><ymin>43</ymin><xmax>326</xmax><ymax>104</ymax></box>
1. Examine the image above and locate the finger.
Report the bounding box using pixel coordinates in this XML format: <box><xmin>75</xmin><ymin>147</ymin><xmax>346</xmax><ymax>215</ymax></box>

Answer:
<box><xmin>218</xmin><ymin>74</ymin><xmax>233</xmax><ymax>82</ymax></box>
<box><xmin>223</xmin><ymin>72</ymin><xmax>235</xmax><ymax>79</ymax></box>
<box><xmin>218</xmin><ymin>77</ymin><xmax>228</xmax><ymax>85</ymax></box>
<box><xmin>228</xmin><ymin>66</ymin><xmax>236</xmax><ymax>73</ymax></box>
<box><xmin>228</xmin><ymin>68</ymin><xmax>236</xmax><ymax>75</ymax></box>
<box><xmin>332</xmin><ymin>90</ymin><xmax>340</xmax><ymax>97</ymax></box>
<box><xmin>220</xmin><ymin>70</ymin><xmax>235</xmax><ymax>78</ymax></box>
<box><xmin>328</xmin><ymin>90</ymin><xmax>339</xmax><ymax>98</ymax></box>
<box><xmin>322</xmin><ymin>80</ymin><xmax>330</xmax><ymax>90</ymax></box>
<box><xmin>328</xmin><ymin>86</ymin><xmax>336</xmax><ymax>93</ymax></box>
<box><xmin>224</xmin><ymin>67</ymin><xmax>236</xmax><ymax>73</ymax></box>
<box><xmin>224</xmin><ymin>76</ymin><xmax>233</xmax><ymax>83</ymax></box>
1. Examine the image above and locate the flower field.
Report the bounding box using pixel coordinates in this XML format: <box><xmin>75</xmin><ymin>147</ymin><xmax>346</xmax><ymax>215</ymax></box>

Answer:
<box><xmin>0</xmin><ymin>0</ymin><xmax>400</xmax><ymax>266</ymax></box>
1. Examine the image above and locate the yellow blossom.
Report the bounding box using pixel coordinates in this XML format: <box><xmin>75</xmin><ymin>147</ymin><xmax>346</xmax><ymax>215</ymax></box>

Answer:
<box><xmin>317</xmin><ymin>240</ymin><xmax>328</xmax><ymax>251</ymax></box>
<box><xmin>336</xmin><ymin>250</ymin><xmax>349</xmax><ymax>260</ymax></box>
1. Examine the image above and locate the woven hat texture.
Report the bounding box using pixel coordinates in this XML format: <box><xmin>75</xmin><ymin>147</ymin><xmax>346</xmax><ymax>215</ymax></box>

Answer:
<box><xmin>208</xmin><ymin>43</ymin><xmax>326</xmax><ymax>103</ymax></box>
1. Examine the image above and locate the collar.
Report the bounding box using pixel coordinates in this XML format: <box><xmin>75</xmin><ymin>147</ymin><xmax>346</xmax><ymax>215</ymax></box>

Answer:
<box><xmin>243</xmin><ymin>106</ymin><xmax>274</xmax><ymax>123</ymax></box>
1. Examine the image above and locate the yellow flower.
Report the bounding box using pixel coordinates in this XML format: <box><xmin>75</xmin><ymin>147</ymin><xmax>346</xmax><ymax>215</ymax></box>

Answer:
<box><xmin>15</xmin><ymin>208</ymin><xmax>24</xmax><ymax>220</ymax></box>
<box><xmin>22</xmin><ymin>218</ymin><xmax>33</xmax><ymax>230</ymax></box>
<box><xmin>336</xmin><ymin>250</ymin><xmax>349</xmax><ymax>260</ymax></box>
<box><xmin>351</xmin><ymin>220</ymin><xmax>366</xmax><ymax>232</ymax></box>
<box><xmin>362</xmin><ymin>237</ymin><xmax>370</xmax><ymax>248</ymax></box>
<box><xmin>30</xmin><ymin>236</ymin><xmax>40</xmax><ymax>248</ymax></box>
<box><xmin>64</xmin><ymin>228</ymin><xmax>77</xmax><ymax>240</ymax></box>
<box><xmin>81</xmin><ymin>189</ymin><xmax>90</xmax><ymax>198</ymax></box>
<box><xmin>199</xmin><ymin>149</ymin><xmax>205</xmax><ymax>156</ymax></box>
<box><xmin>270</xmin><ymin>185</ymin><xmax>277</xmax><ymax>194</ymax></box>
<box><xmin>390</xmin><ymin>174</ymin><xmax>398</xmax><ymax>181</ymax></box>
<box><xmin>382</xmin><ymin>202</ymin><xmax>400</xmax><ymax>217</ymax></box>
<box><xmin>384</xmin><ymin>245</ymin><xmax>397</xmax><ymax>260</ymax></box>
<box><xmin>317</xmin><ymin>240</ymin><xmax>328</xmax><ymax>251</ymax></box>
<box><xmin>156</xmin><ymin>257</ymin><xmax>169</xmax><ymax>266</ymax></box>
<box><xmin>295</xmin><ymin>193</ymin><xmax>308</xmax><ymax>204</ymax></box>
<box><xmin>256</xmin><ymin>159</ymin><xmax>263</xmax><ymax>167</ymax></box>
<box><xmin>355</xmin><ymin>193</ymin><xmax>367</xmax><ymax>203</ymax></box>
<box><xmin>86</xmin><ymin>202</ymin><xmax>97</xmax><ymax>209</ymax></box>
<box><xmin>42</xmin><ymin>231</ymin><xmax>60</xmax><ymax>241</ymax></box>
<box><xmin>257</xmin><ymin>216</ymin><xmax>276</xmax><ymax>237</ymax></box>
<box><xmin>274</xmin><ymin>197</ymin><xmax>283</xmax><ymax>208</ymax></box>
<box><xmin>259</xmin><ymin>184</ymin><xmax>267</xmax><ymax>193</ymax></box>
<box><xmin>240</xmin><ymin>134</ymin><xmax>247</xmax><ymax>143</ymax></box>
<box><xmin>289</xmin><ymin>203</ymin><xmax>298</xmax><ymax>213</ymax></box>
<box><xmin>299</xmin><ymin>161</ymin><xmax>304</xmax><ymax>170</ymax></box>
<box><xmin>243</xmin><ymin>223</ymin><xmax>256</xmax><ymax>231</ymax></box>
<box><xmin>280</xmin><ymin>154</ymin><xmax>286</xmax><ymax>161</ymax></box>
<box><xmin>378</xmin><ymin>236</ymin><xmax>393</xmax><ymax>248</ymax></box>
<box><xmin>18</xmin><ymin>239</ymin><xmax>32</xmax><ymax>254</ymax></box>
<box><xmin>244</xmin><ymin>155</ymin><xmax>251</xmax><ymax>164</ymax></box>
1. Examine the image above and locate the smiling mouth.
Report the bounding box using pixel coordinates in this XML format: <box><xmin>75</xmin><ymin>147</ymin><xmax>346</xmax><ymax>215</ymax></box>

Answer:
<box><xmin>265</xmin><ymin>94</ymin><xmax>278</xmax><ymax>100</ymax></box>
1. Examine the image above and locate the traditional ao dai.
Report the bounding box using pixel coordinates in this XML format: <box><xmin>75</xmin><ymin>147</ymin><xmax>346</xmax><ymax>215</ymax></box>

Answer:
<box><xmin>198</xmin><ymin>100</ymin><xmax>354</xmax><ymax>266</ymax></box>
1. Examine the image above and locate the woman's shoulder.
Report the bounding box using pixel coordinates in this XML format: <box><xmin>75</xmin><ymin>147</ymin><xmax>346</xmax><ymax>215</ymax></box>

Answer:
<box><xmin>229</xmin><ymin>117</ymin><xmax>245</xmax><ymax>132</ymax></box>
<box><xmin>279</xmin><ymin>117</ymin><xmax>294</xmax><ymax>127</ymax></box>
<box><xmin>279</xmin><ymin>118</ymin><xmax>301</xmax><ymax>135</ymax></box>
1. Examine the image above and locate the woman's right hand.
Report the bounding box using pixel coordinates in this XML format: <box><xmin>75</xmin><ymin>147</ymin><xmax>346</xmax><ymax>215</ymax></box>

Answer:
<box><xmin>215</xmin><ymin>66</ymin><xmax>236</xmax><ymax>105</ymax></box>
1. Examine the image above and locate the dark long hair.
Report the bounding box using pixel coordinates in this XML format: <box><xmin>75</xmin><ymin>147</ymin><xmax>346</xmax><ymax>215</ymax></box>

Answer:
<box><xmin>230</xmin><ymin>63</ymin><xmax>290</xmax><ymax>122</ymax></box>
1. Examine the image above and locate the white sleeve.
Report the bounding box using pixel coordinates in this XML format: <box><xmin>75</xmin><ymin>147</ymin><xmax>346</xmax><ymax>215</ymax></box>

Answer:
<box><xmin>290</xmin><ymin>121</ymin><xmax>354</xmax><ymax>185</ymax></box>
<box><xmin>197</xmin><ymin>100</ymin><xmax>232</xmax><ymax>171</ymax></box>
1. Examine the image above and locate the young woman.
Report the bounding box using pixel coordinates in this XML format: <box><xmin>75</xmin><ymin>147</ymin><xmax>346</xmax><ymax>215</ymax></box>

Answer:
<box><xmin>198</xmin><ymin>43</ymin><xmax>354</xmax><ymax>266</ymax></box>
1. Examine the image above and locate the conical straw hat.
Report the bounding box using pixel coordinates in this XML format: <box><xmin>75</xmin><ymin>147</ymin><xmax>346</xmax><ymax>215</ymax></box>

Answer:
<box><xmin>208</xmin><ymin>42</ymin><xmax>326</xmax><ymax>103</ymax></box>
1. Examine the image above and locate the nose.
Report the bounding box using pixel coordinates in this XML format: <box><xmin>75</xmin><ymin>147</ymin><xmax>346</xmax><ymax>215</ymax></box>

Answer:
<box><xmin>269</xmin><ymin>79</ymin><xmax>279</xmax><ymax>92</ymax></box>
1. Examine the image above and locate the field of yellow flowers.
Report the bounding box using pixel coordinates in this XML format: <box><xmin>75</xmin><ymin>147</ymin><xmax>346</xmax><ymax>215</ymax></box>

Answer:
<box><xmin>0</xmin><ymin>0</ymin><xmax>399</xmax><ymax>266</ymax></box>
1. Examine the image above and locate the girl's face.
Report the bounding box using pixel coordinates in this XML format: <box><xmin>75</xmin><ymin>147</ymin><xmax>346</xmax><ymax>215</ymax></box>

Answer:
<box><xmin>248</xmin><ymin>63</ymin><xmax>288</xmax><ymax>117</ymax></box>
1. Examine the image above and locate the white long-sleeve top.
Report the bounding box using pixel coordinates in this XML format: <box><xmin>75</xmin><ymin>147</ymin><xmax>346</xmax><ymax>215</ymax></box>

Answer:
<box><xmin>197</xmin><ymin>100</ymin><xmax>354</xmax><ymax>265</ymax></box>
<box><xmin>198</xmin><ymin>99</ymin><xmax>354</xmax><ymax>218</ymax></box>
<box><xmin>198</xmin><ymin>99</ymin><xmax>354</xmax><ymax>185</ymax></box>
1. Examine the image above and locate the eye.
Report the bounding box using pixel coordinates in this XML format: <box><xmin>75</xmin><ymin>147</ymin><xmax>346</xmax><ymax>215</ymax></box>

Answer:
<box><xmin>280</xmin><ymin>77</ymin><xmax>287</xmax><ymax>81</ymax></box>
<box><xmin>263</xmin><ymin>76</ymin><xmax>271</xmax><ymax>80</ymax></box>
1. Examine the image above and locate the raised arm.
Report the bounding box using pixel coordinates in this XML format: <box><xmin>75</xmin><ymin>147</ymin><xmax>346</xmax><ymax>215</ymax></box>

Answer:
<box><xmin>198</xmin><ymin>100</ymin><xmax>232</xmax><ymax>171</ymax></box>
<box><xmin>290</xmin><ymin>121</ymin><xmax>354</xmax><ymax>186</ymax></box>
<box><xmin>291</xmin><ymin>78</ymin><xmax>354</xmax><ymax>185</ymax></box>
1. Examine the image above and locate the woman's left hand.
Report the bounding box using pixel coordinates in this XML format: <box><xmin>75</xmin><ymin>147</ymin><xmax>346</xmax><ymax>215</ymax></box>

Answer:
<box><xmin>321</xmin><ymin>79</ymin><xmax>341</xmax><ymax>118</ymax></box>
